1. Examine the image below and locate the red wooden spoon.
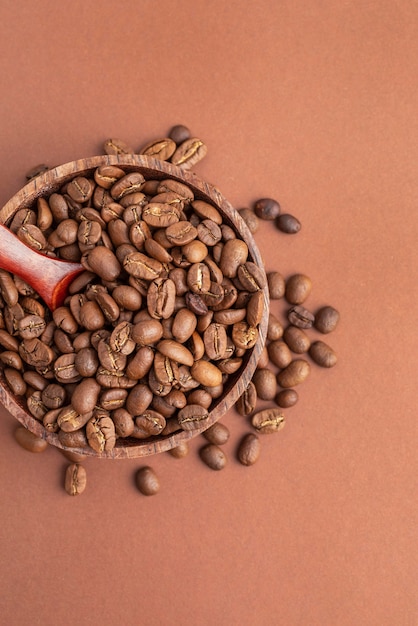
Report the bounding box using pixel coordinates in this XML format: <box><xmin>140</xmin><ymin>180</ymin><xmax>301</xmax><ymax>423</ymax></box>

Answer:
<box><xmin>0</xmin><ymin>223</ymin><xmax>84</xmax><ymax>310</ymax></box>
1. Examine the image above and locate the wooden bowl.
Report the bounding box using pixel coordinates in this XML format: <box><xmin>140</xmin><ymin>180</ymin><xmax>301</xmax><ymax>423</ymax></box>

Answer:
<box><xmin>0</xmin><ymin>155</ymin><xmax>269</xmax><ymax>458</ymax></box>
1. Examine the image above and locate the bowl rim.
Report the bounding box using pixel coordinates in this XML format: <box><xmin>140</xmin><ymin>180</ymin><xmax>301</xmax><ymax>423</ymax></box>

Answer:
<box><xmin>0</xmin><ymin>154</ymin><xmax>269</xmax><ymax>458</ymax></box>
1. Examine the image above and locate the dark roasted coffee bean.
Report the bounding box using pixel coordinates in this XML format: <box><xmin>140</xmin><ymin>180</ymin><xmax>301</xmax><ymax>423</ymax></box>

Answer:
<box><xmin>309</xmin><ymin>341</ymin><xmax>337</xmax><ymax>368</ymax></box>
<box><xmin>41</xmin><ymin>383</ymin><xmax>66</xmax><ymax>409</ymax></box>
<box><xmin>276</xmin><ymin>213</ymin><xmax>301</xmax><ymax>234</ymax></box>
<box><xmin>4</xmin><ymin>368</ymin><xmax>26</xmax><ymax>396</ymax></box>
<box><xmin>277</xmin><ymin>359</ymin><xmax>310</xmax><ymax>387</ymax></box>
<box><xmin>199</xmin><ymin>443</ymin><xmax>227</xmax><ymax>470</ymax></box>
<box><xmin>169</xmin><ymin>124</ymin><xmax>191</xmax><ymax>144</ymax></box>
<box><xmin>251</xmin><ymin>408</ymin><xmax>285</xmax><ymax>434</ymax></box>
<box><xmin>185</xmin><ymin>291</ymin><xmax>208</xmax><ymax>316</ymax></box>
<box><xmin>287</xmin><ymin>305</ymin><xmax>315</xmax><ymax>329</ymax></box>
<box><xmin>64</xmin><ymin>463</ymin><xmax>87</xmax><ymax>496</ymax></box>
<box><xmin>254</xmin><ymin>197</ymin><xmax>281</xmax><ymax>220</ymax></box>
<box><xmin>237</xmin><ymin>433</ymin><xmax>261</xmax><ymax>466</ymax></box>
<box><xmin>135</xmin><ymin>466</ymin><xmax>160</xmax><ymax>495</ymax></box>
<box><xmin>314</xmin><ymin>306</ymin><xmax>340</xmax><ymax>334</ymax></box>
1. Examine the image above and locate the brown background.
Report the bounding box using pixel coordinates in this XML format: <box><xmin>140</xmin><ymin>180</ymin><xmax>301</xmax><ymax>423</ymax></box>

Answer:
<box><xmin>0</xmin><ymin>1</ymin><xmax>417</xmax><ymax>625</ymax></box>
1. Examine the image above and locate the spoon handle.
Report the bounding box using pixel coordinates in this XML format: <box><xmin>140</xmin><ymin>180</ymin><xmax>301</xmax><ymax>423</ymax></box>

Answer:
<box><xmin>0</xmin><ymin>223</ymin><xmax>84</xmax><ymax>310</ymax></box>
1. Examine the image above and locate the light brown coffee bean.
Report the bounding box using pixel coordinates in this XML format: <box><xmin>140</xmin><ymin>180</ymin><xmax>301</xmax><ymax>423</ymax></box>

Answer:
<box><xmin>14</xmin><ymin>427</ymin><xmax>48</xmax><ymax>453</ymax></box>
<box><xmin>126</xmin><ymin>345</ymin><xmax>154</xmax><ymax>379</ymax></box>
<box><xmin>140</xmin><ymin>137</ymin><xmax>177</xmax><ymax>160</ymax></box>
<box><xmin>134</xmin><ymin>410</ymin><xmax>166</xmax><ymax>438</ymax></box>
<box><xmin>157</xmin><ymin>339</ymin><xmax>194</xmax><ymax>367</ymax></box>
<box><xmin>237</xmin><ymin>262</ymin><xmax>266</xmax><ymax>292</ymax></box>
<box><xmin>314</xmin><ymin>306</ymin><xmax>340</xmax><ymax>334</ymax></box>
<box><xmin>251</xmin><ymin>408</ymin><xmax>285</xmax><ymax>434</ymax></box>
<box><xmin>277</xmin><ymin>359</ymin><xmax>310</xmax><ymax>387</ymax></box>
<box><xmin>94</xmin><ymin>165</ymin><xmax>126</xmax><ymax>189</ymax></box>
<box><xmin>190</xmin><ymin>360</ymin><xmax>223</xmax><ymax>387</ymax></box>
<box><xmin>111</xmin><ymin>172</ymin><xmax>145</xmax><ymax>200</ymax></box>
<box><xmin>87</xmin><ymin>246</ymin><xmax>121</xmax><ymax>281</ymax></box>
<box><xmin>57</xmin><ymin>406</ymin><xmax>93</xmax><ymax>432</ymax></box>
<box><xmin>135</xmin><ymin>466</ymin><xmax>160</xmax><ymax>495</ymax></box>
<box><xmin>203</xmin><ymin>323</ymin><xmax>227</xmax><ymax>361</ymax></box>
<box><xmin>79</xmin><ymin>300</ymin><xmax>106</xmax><ymax>331</ymax></box>
<box><xmin>247</xmin><ymin>291</ymin><xmax>265</xmax><ymax>327</ymax></box>
<box><xmin>147</xmin><ymin>278</ymin><xmax>176</xmax><ymax>320</ymax></box>
<box><xmin>199</xmin><ymin>443</ymin><xmax>227</xmax><ymax>470</ymax></box>
<box><xmin>71</xmin><ymin>378</ymin><xmax>101</xmax><ymax>414</ymax></box>
<box><xmin>103</xmin><ymin>138</ymin><xmax>134</xmax><ymax>155</ymax></box>
<box><xmin>237</xmin><ymin>433</ymin><xmax>261</xmax><ymax>466</ymax></box>
<box><xmin>231</xmin><ymin>321</ymin><xmax>258</xmax><ymax>350</ymax></box>
<box><xmin>309</xmin><ymin>341</ymin><xmax>337</xmax><ymax>368</ymax></box>
<box><xmin>219</xmin><ymin>239</ymin><xmax>248</xmax><ymax>278</ymax></box>
<box><xmin>4</xmin><ymin>368</ymin><xmax>26</xmax><ymax>396</ymax></box>
<box><xmin>110</xmin><ymin>321</ymin><xmax>135</xmax><ymax>355</ymax></box>
<box><xmin>64</xmin><ymin>463</ymin><xmax>87</xmax><ymax>496</ymax></box>
<box><xmin>123</xmin><ymin>251</ymin><xmax>163</xmax><ymax>281</ymax></box>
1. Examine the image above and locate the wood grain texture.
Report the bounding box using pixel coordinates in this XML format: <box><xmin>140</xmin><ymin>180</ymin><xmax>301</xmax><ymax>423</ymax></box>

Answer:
<box><xmin>0</xmin><ymin>155</ymin><xmax>269</xmax><ymax>458</ymax></box>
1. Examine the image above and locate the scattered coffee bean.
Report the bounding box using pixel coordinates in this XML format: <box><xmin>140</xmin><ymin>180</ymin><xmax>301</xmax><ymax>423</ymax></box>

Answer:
<box><xmin>309</xmin><ymin>341</ymin><xmax>337</xmax><ymax>368</ymax></box>
<box><xmin>314</xmin><ymin>306</ymin><xmax>340</xmax><ymax>334</ymax></box>
<box><xmin>267</xmin><ymin>271</ymin><xmax>285</xmax><ymax>299</ymax></box>
<box><xmin>169</xmin><ymin>124</ymin><xmax>191</xmax><ymax>145</ymax></box>
<box><xmin>135</xmin><ymin>466</ymin><xmax>160</xmax><ymax>495</ymax></box>
<box><xmin>202</xmin><ymin>422</ymin><xmax>230</xmax><ymax>445</ymax></box>
<box><xmin>283</xmin><ymin>326</ymin><xmax>311</xmax><ymax>354</ymax></box>
<box><xmin>277</xmin><ymin>359</ymin><xmax>310</xmax><ymax>388</ymax></box>
<box><xmin>287</xmin><ymin>305</ymin><xmax>315</xmax><ymax>329</ymax></box>
<box><xmin>237</xmin><ymin>433</ymin><xmax>261</xmax><ymax>466</ymax></box>
<box><xmin>254</xmin><ymin>198</ymin><xmax>281</xmax><ymax>220</ymax></box>
<box><xmin>199</xmin><ymin>443</ymin><xmax>227</xmax><ymax>470</ymax></box>
<box><xmin>252</xmin><ymin>368</ymin><xmax>277</xmax><ymax>401</ymax></box>
<box><xmin>168</xmin><ymin>440</ymin><xmax>189</xmax><ymax>458</ymax></box>
<box><xmin>238</xmin><ymin>208</ymin><xmax>259</xmax><ymax>234</ymax></box>
<box><xmin>285</xmin><ymin>274</ymin><xmax>312</xmax><ymax>305</ymax></box>
<box><xmin>251</xmin><ymin>408</ymin><xmax>285</xmax><ymax>434</ymax></box>
<box><xmin>64</xmin><ymin>463</ymin><xmax>87</xmax><ymax>496</ymax></box>
<box><xmin>276</xmin><ymin>213</ymin><xmax>301</xmax><ymax>234</ymax></box>
<box><xmin>275</xmin><ymin>388</ymin><xmax>298</xmax><ymax>408</ymax></box>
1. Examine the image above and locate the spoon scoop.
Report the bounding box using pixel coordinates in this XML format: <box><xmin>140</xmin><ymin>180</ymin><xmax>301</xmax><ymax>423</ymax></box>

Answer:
<box><xmin>0</xmin><ymin>223</ymin><xmax>84</xmax><ymax>310</ymax></box>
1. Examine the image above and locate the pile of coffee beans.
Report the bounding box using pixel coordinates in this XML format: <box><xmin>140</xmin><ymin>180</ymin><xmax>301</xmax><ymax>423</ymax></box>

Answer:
<box><xmin>6</xmin><ymin>124</ymin><xmax>339</xmax><ymax>496</ymax></box>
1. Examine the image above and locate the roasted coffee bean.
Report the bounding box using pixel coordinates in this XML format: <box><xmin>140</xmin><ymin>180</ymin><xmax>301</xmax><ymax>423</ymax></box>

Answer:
<box><xmin>171</xmin><ymin>137</ymin><xmax>207</xmax><ymax>169</ymax></box>
<box><xmin>203</xmin><ymin>323</ymin><xmax>227</xmax><ymax>360</ymax></box>
<box><xmin>67</xmin><ymin>177</ymin><xmax>93</xmax><ymax>204</ymax></box>
<box><xmin>112</xmin><ymin>408</ymin><xmax>135</xmax><ymax>437</ymax></box>
<box><xmin>168</xmin><ymin>440</ymin><xmax>189</xmax><ymax>458</ymax></box>
<box><xmin>0</xmin><ymin>349</ymin><xmax>23</xmax><ymax>370</ymax></box>
<box><xmin>251</xmin><ymin>408</ymin><xmax>285</xmax><ymax>434</ymax></box>
<box><xmin>219</xmin><ymin>239</ymin><xmax>248</xmax><ymax>278</ymax></box>
<box><xmin>309</xmin><ymin>341</ymin><xmax>337</xmax><ymax>368</ymax></box>
<box><xmin>86</xmin><ymin>410</ymin><xmax>116</xmax><ymax>453</ymax></box>
<box><xmin>54</xmin><ymin>353</ymin><xmax>82</xmax><ymax>383</ymax></box>
<box><xmin>57</xmin><ymin>406</ymin><xmax>92</xmax><ymax>432</ymax></box>
<box><xmin>19</xmin><ymin>338</ymin><xmax>55</xmax><ymax>368</ymax></box>
<box><xmin>133</xmin><ymin>410</ymin><xmax>166</xmax><ymax>438</ymax></box>
<box><xmin>18</xmin><ymin>224</ymin><xmax>48</xmax><ymax>251</ymax></box>
<box><xmin>74</xmin><ymin>348</ymin><xmax>99</xmax><ymax>377</ymax></box>
<box><xmin>126</xmin><ymin>345</ymin><xmax>154</xmax><ymax>379</ymax></box>
<box><xmin>267</xmin><ymin>313</ymin><xmax>284</xmax><ymax>341</ymax></box>
<box><xmin>64</xmin><ymin>463</ymin><xmax>87</xmax><ymax>496</ymax></box>
<box><xmin>314</xmin><ymin>306</ymin><xmax>340</xmax><ymax>334</ymax></box>
<box><xmin>153</xmin><ymin>352</ymin><xmax>179</xmax><ymax>385</ymax></box>
<box><xmin>4</xmin><ymin>368</ymin><xmax>26</xmax><ymax>395</ymax></box>
<box><xmin>252</xmin><ymin>368</ymin><xmax>277</xmax><ymax>401</ymax></box>
<box><xmin>86</xmin><ymin>247</ymin><xmax>121</xmax><ymax>282</ymax></box>
<box><xmin>217</xmin><ymin>357</ymin><xmax>242</xmax><ymax>374</ymax></box>
<box><xmin>196</xmin><ymin>220</ymin><xmax>222</xmax><ymax>247</ymax></box>
<box><xmin>131</xmin><ymin>319</ymin><xmax>163</xmax><ymax>346</ymax></box>
<box><xmin>202</xmin><ymin>422</ymin><xmax>230</xmax><ymax>445</ymax></box>
<box><xmin>169</xmin><ymin>124</ymin><xmax>191</xmax><ymax>144</ymax></box>
<box><xmin>135</xmin><ymin>466</ymin><xmax>160</xmax><ymax>495</ymax></box>
<box><xmin>98</xmin><ymin>389</ymin><xmax>127</xmax><ymax>411</ymax></box>
<box><xmin>123</xmin><ymin>251</ymin><xmax>162</xmax><ymax>281</ymax></box>
<box><xmin>177</xmin><ymin>404</ymin><xmax>209</xmax><ymax>431</ymax></box>
<box><xmin>140</xmin><ymin>137</ymin><xmax>176</xmax><ymax>160</ymax></box>
<box><xmin>287</xmin><ymin>305</ymin><xmax>315</xmax><ymax>329</ymax></box>
<box><xmin>285</xmin><ymin>274</ymin><xmax>312</xmax><ymax>305</ymax></box>
<box><xmin>41</xmin><ymin>383</ymin><xmax>66</xmax><ymax>409</ymax></box>
<box><xmin>254</xmin><ymin>197</ymin><xmax>281</xmax><ymax>220</ymax></box>
<box><xmin>277</xmin><ymin>359</ymin><xmax>310</xmax><ymax>387</ymax></box>
<box><xmin>237</xmin><ymin>262</ymin><xmax>266</xmax><ymax>292</ymax></box>
<box><xmin>26</xmin><ymin>390</ymin><xmax>47</xmax><ymax>418</ymax></box>
<box><xmin>213</xmin><ymin>308</ymin><xmax>246</xmax><ymax>325</ymax></box>
<box><xmin>157</xmin><ymin>339</ymin><xmax>194</xmax><ymax>367</ymax></box>
<box><xmin>237</xmin><ymin>433</ymin><xmax>261</xmax><ymax>466</ymax></box>
<box><xmin>58</xmin><ymin>428</ymin><xmax>88</xmax><ymax>449</ymax></box>
<box><xmin>187</xmin><ymin>389</ymin><xmax>213</xmax><ymax>409</ymax></box>
<box><xmin>111</xmin><ymin>172</ymin><xmax>145</xmax><ymax>200</ymax></box>
<box><xmin>103</xmin><ymin>138</ymin><xmax>134</xmax><ymax>155</ymax></box>
<box><xmin>276</xmin><ymin>213</ymin><xmax>301</xmax><ymax>234</ymax></box>
<box><xmin>71</xmin><ymin>378</ymin><xmax>101</xmax><ymax>414</ymax></box>
<box><xmin>232</xmin><ymin>321</ymin><xmax>258</xmax><ymax>350</ymax></box>
<box><xmin>14</xmin><ymin>427</ymin><xmax>48</xmax><ymax>453</ymax></box>
<box><xmin>283</xmin><ymin>326</ymin><xmax>311</xmax><ymax>354</ymax></box>
<box><xmin>247</xmin><ymin>291</ymin><xmax>265</xmax><ymax>327</ymax></box>
<box><xmin>268</xmin><ymin>340</ymin><xmax>293</xmax><ymax>369</ymax></box>
<box><xmin>190</xmin><ymin>360</ymin><xmax>222</xmax><ymax>387</ymax></box>
<box><xmin>172</xmin><ymin>308</ymin><xmax>197</xmax><ymax>343</ymax></box>
<box><xmin>238</xmin><ymin>208</ymin><xmax>259</xmax><ymax>234</ymax></box>
<box><xmin>199</xmin><ymin>443</ymin><xmax>227</xmax><ymax>470</ymax></box>
<box><xmin>79</xmin><ymin>300</ymin><xmax>106</xmax><ymax>331</ymax></box>
<box><xmin>43</xmin><ymin>408</ymin><xmax>61</xmax><ymax>433</ymax></box>
<box><xmin>147</xmin><ymin>278</ymin><xmax>176</xmax><ymax>320</ymax></box>
<box><xmin>0</xmin><ymin>270</ymin><xmax>19</xmax><ymax>306</ymax></box>
<box><xmin>110</xmin><ymin>321</ymin><xmax>135</xmax><ymax>354</ymax></box>
<box><xmin>94</xmin><ymin>165</ymin><xmax>125</xmax><ymax>189</ymax></box>
<box><xmin>18</xmin><ymin>314</ymin><xmax>46</xmax><ymax>339</ymax></box>
<box><xmin>267</xmin><ymin>271</ymin><xmax>285</xmax><ymax>299</ymax></box>
<box><xmin>275</xmin><ymin>388</ymin><xmax>299</xmax><ymax>408</ymax></box>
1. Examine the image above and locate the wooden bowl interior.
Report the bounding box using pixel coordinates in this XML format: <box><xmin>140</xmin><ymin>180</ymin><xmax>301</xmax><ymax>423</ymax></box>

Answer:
<box><xmin>0</xmin><ymin>155</ymin><xmax>269</xmax><ymax>458</ymax></box>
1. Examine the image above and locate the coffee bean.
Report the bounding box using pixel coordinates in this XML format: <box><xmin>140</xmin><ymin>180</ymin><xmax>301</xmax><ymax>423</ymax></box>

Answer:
<box><xmin>171</xmin><ymin>137</ymin><xmax>208</xmax><ymax>170</ymax></box>
<box><xmin>169</xmin><ymin>124</ymin><xmax>191</xmax><ymax>144</ymax></box>
<box><xmin>309</xmin><ymin>341</ymin><xmax>337</xmax><ymax>368</ymax></box>
<box><xmin>168</xmin><ymin>440</ymin><xmax>189</xmax><ymax>458</ymax></box>
<box><xmin>267</xmin><ymin>313</ymin><xmax>284</xmax><ymax>341</ymax></box>
<box><xmin>64</xmin><ymin>463</ymin><xmax>87</xmax><ymax>496</ymax></box>
<box><xmin>71</xmin><ymin>378</ymin><xmax>101</xmax><ymax>414</ymax></box>
<box><xmin>190</xmin><ymin>360</ymin><xmax>222</xmax><ymax>387</ymax></box>
<box><xmin>177</xmin><ymin>404</ymin><xmax>209</xmax><ymax>430</ymax></box>
<box><xmin>276</xmin><ymin>213</ymin><xmax>301</xmax><ymax>234</ymax></box>
<box><xmin>14</xmin><ymin>427</ymin><xmax>48</xmax><ymax>453</ymax></box>
<box><xmin>287</xmin><ymin>305</ymin><xmax>315</xmax><ymax>329</ymax></box>
<box><xmin>267</xmin><ymin>271</ymin><xmax>285</xmax><ymax>300</ymax></box>
<box><xmin>103</xmin><ymin>138</ymin><xmax>134</xmax><ymax>155</ymax></box>
<box><xmin>237</xmin><ymin>433</ymin><xmax>261</xmax><ymax>466</ymax></box>
<box><xmin>254</xmin><ymin>198</ymin><xmax>281</xmax><ymax>220</ymax></box>
<box><xmin>268</xmin><ymin>340</ymin><xmax>292</xmax><ymax>369</ymax></box>
<box><xmin>314</xmin><ymin>306</ymin><xmax>340</xmax><ymax>334</ymax></box>
<box><xmin>252</xmin><ymin>368</ymin><xmax>277</xmax><ymax>401</ymax></box>
<box><xmin>199</xmin><ymin>443</ymin><xmax>227</xmax><ymax>470</ymax></box>
<box><xmin>139</xmin><ymin>138</ymin><xmax>176</xmax><ymax>161</ymax></box>
<box><xmin>251</xmin><ymin>408</ymin><xmax>285</xmax><ymax>434</ymax></box>
<box><xmin>86</xmin><ymin>410</ymin><xmax>116</xmax><ymax>453</ymax></box>
<box><xmin>135</xmin><ymin>466</ymin><xmax>160</xmax><ymax>495</ymax></box>
<box><xmin>238</xmin><ymin>208</ymin><xmax>259</xmax><ymax>234</ymax></box>
<box><xmin>275</xmin><ymin>389</ymin><xmax>299</xmax><ymax>408</ymax></box>
<box><xmin>277</xmin><ymin>359</ymin><xmax>310</xmax><ymax>387</ymax></box>
<box><xmin>283</xmin><ymin>326</ymin><xmax>311</xmax><ymax>354</ymax></box>
<box><xmin>285</xmin><ymin>274</ymin><xmax>312</xmax><ymax>305</ymax></box>
<box><xmin>236</xmin><ymin>381</ymin><xmax>257</xmax><ymax>416</ymax></box>
<box><xmin>202</xmin><ymin>422</ymin><xmax>230</xmax><ymax>445</ymax></box>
